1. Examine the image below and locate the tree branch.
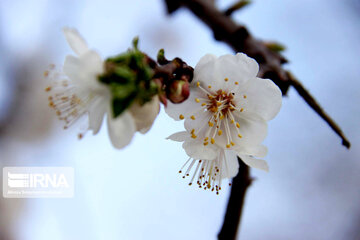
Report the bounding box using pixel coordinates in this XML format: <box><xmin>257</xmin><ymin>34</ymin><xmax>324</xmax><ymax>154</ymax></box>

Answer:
<box><xmin>218</xmin><ymin>159</ymin><xmax>251</xmax><ymax>240</ymax></box>
<box><xmin>287</xmin><ymin>72</ymin><xmax>351</xmax><ymax>148</ymax></box>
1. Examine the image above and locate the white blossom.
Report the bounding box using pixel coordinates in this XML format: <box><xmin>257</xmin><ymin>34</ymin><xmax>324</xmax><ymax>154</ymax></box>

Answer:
<box><xmin>166</xmin><ymin>53</ymin><xmax>282</xmax><ymax>193</ymax></box>
<box><xmin>45</xmin><ymin>28</ymin><xmax>159</xmax><ymax>149</ymax></box>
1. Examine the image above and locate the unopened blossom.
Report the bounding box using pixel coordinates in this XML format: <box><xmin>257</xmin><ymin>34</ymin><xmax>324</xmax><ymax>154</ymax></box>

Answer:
<box><xmin>166</xmin><ymin>53</ymin><xmax>282</xmax><ymax>193</ymax></box>
<box><xmin>45</xmin><ymin>28</ymin><xmax>159</xmax><ymax>149</ymax></box>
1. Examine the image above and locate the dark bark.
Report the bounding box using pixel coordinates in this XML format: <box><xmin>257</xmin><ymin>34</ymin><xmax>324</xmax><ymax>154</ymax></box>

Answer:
<box><xmin>218</xmin><ymin>159</ymin><xmax>251</xmax><ymax>240</ymax></box>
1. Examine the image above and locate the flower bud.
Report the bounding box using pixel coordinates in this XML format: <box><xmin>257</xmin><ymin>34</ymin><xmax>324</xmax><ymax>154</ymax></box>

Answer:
<box><xmin>159</xmin><ymin>93</ymin><xmax>168</xmax><ymax>107</ymax></box>
<box><xmin>167</xmin><ymin>80</ymin><xmax>190</xmax><ymax>103</ymax></box>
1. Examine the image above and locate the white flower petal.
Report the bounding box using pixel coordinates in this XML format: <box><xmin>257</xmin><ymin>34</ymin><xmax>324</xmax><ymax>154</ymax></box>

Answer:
<box><xmin>239</xmin><ymin>155</ymin><xmax>269</xmax><ymax>172</ymax></box>
<box><xmin>63</xmin><ymin>27</ymin><xmax>89</xmax><ymax>56</ymax></box>
<box><xmin>182</xmin><ymin>139</ymin><xmax>218</xmax><ymax>160</ymax></box>
<box><xmin>88</xmin><ymin>97</ymin><xmax>108</xmax><ymax>134</ymax></box>
<box><xmin>221</xmin><ymin>150</ymin><xmax>239</xmax><ymax>178</ymax></box>
<box><xmin>193</xmin><ymin>54</ymin><xmax>222</xmax><ymax>89</ymax></box>
<box><xmin>241</xmin><ymin>77</ymin><xmax>282</xmax><ymax>121</ymax></box>
<box><xmin>167</xmin><ymin>131</ymin><xmax>188</xmax><ymax>142</ymax></box>
<box><xmin>63</xmin><ymin>50</ymin><xmax>104</xmax><ymax>91</ymax></box>
<box><xmin>129</xmin><ymin>97</ymin><xmax>160</xmax><ymax>134</ymax></box>
<box><xmin>194</xmin><ymin>54</ymin><xmax>217</xmax><ymax>72</ymax></box>
<box><xmin>184</xmin><ymin>109</ymin><xmax>212</xmax><ymax>133</ymax></box>
<box><xmin>193</xmin><ymin>53</ymin><xmax>259</xmax><ymax>91</ymax></box>
<box><xmin>235</xmin><ymin>144</ymin><xmax>268</xmax><ymax>158</ymax></box>
<box><xmin>107</xmin><ymin>111</ymin><xmax>136</xmax><ymax>149</ymax></box>
<box><xmin>192</xmin><ymin>54</ymin><xmax>217</xmax><ymax>86</ymax></box>
<box><xmin>215</xmin><ymin>53</ymin><xmax>259</xmax><ymax>88</ymax></box>
<box><xmin>231</xmin><ymin>112</ymin><xmax>268</xmax><ymax>146</ymax></box>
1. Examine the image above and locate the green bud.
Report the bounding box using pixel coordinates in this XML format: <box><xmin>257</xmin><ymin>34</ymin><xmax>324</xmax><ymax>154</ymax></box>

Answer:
<box><xmin>97</xmin><ymin>37</ymin><xmax>159</xmax><ymax>118</ymax></box>
<box><xmin>264</xmin><ymin>41</ymin><xmax>286</xmax><ymax>52</ymax></box>
<box><xmin>157</xmin><ymin>49</ymin><xmax>166</xmax><ymax>64</ymax></box>
<box><xmin>132</xmin><ymin>37</ymin><xmax>139</xmax><ymax>50</ymax></box>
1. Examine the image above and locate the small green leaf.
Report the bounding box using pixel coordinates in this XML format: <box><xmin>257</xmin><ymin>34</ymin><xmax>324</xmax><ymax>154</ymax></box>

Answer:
<box><xmin>265</xmin><ymin>41</ymin><xmax>286</xmax><ymax>52</ymax></box>
<box><xmin>110</xmin><ymin>83</ymin><xmax>137</xmax><ymax>99</ymax></box>
<box><xmin>112</xmin><ymin>96</ymin><xmax>135</xmax><ymax>118</ymax></box>
<box><xmin>113</xmin><ymin>66</ymin><xmax>136</xmax><ymax>83</ymax></box>
<box><xmin>157</xmin><ymin>49</ymin><xmax>165</xmax><ymax>63</ymax></box>
<box><xmin>132</xmin><ymin>37</ymin><xmax>139</xmax><ymax>50</ymax></box>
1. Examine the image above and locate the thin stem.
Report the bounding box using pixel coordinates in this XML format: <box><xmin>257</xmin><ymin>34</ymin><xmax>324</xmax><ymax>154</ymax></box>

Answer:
<box><xmin>287</xmin><ymin>72</ymin><xmax>350</xmax><ymax>148</ymax></box>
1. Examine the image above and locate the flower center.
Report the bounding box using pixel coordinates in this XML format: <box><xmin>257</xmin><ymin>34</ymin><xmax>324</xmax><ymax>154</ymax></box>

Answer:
<box><xmin>186</xmin><ymin>81</ymin><xmax>246</xmax><ymax>149</ymax></box>
<box><xmin>207</xmin><ymin>89</ymin><xmax>235</xmax><ymax>116</ymax></box>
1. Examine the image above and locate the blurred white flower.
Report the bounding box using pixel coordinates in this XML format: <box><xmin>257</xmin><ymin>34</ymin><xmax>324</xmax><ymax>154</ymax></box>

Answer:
<box><xmin>166</xmin><ymin>53</ymin><xmax>282</xmax><ymax>193</ymax></box>
<box><xmin>45</xmin><ymin>28</ymin><xmax>159</xmax><ymax>149</ymax></box>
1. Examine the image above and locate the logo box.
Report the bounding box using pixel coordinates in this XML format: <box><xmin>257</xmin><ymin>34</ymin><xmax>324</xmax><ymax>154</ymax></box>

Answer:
<box><xmin>3</xmin><ymin>167</ymin><xmax>74</xmax><ymax>198</ymax></box>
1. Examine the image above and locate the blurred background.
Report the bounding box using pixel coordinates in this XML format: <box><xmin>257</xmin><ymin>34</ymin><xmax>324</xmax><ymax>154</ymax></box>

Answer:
<box><xmin>0</xmin><ymin>0</ymin><xmax>359</xmax><ymax>239</ymax></box>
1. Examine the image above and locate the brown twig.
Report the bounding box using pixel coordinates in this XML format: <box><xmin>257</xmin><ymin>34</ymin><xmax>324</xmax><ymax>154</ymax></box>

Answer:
<box><xmin>218</xmin><ymin>159</ymin><xmax>251</xmax><ymax>240</ymax></box>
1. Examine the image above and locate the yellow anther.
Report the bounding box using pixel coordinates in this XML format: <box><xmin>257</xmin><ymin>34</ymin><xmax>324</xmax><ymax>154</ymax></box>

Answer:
<box><xmin>195</xmin><ymin>98</ymin><xmax>200</xmax><ymax>103</ymax></box>
<box><xmin>191</xmin><ymin>134</ymin><xmax>197</xmax><ymax>139</ymax></box>
<box><xmin>179</xmin><ymin>114</ymin><xmax>185</xmax><ymax>120</ymax></box>
<box><xmin>218</xmin><ymin>130</ymin><xmax>223</xmax><ymax>136</ymax></box>
<box><xmin>220</xmin><ymin>115</ymin><xmax>224</xmax><ymax>120</ymax></box>
<box><xmin>208</xmin><ymin>85</ymin><xmax>212</xmax><ymax>89</ymax></box>
<box><xmin>191</xmin><ymin>129</ymin><xmax>195</xmax><ymax>134</ymax></box>
<box><xmin>235</xmin><ymin>82</ymin><xmax>239</xmax><ymax>85</ymax></box>
<box><xmin>210</xmin><ymin>106</ymin><xmax>217</xmax><ymax>112</ymax></box>
<box><xmin>240</xmin><ymin>108</ymin><xmax>244</xmax><ymax>112</ymax></box>
<box><xmin>197</xmin><ymin>82</ymin><xmax>200</xmax><ymax>87</ymax></box>
<box><xmin>45</xmin><ymin>86</ymin><xmax>51</xmax><ymax>92</ymax></box>
<box><xmin>231</xmin><ymin>119</ymin><xmax>235</xmax><ymax>124</ymax></box>
<box><xmin>238</xmin><ymin>134</ymin><xmax>242</xmax><ymax>138</ymax></box>
<box><xmin>226</xmin><ymin>144</ymin><xmax>231</xmax><ymax>148</ymax></box>
<box><xmin>231</xmin><ymin>141</ymin><xmax>235</xmax><ymax>146</ymax></box>
<box><xmin>208</xmin><ymin>95</ymin><xmax>213</xmax><ymax>99</ymax></box>
<box><xmin>44</xmin><ymin>71</ymin><xmax>49</xmax><ymax>77</ymax></box>
<box><xmin>201</xmin><ymin>103</ymin><xmax>206</xmax><ymax>106</ymax></box>
<box><xmin>204</xmin><ymin>142</ymin><xmax>209</xmax><ymax>146</ymax></box>
<box><xmin>204</xmin><ymin>137</ymin><xmax>209</xmax><ymax>141</ymax></box>
<box><xmin>224</xmin><ymin>78</ymin><xmax>228</xmax><ymax>82</ymax></box>
<box><xmin>211</xmin><ymin>138</ymin><xmax>215</xmax><ymax>144</ymax></box>
<box><xmin>208</xmin><ymin>122</ymin><xmax>214</xmax><ymax>127</ymax></box>
<box><xmin>236</xmin><ymin>122</ymin><xmax>240</xmax><ymax>128</ymax></box>
<box><xmin>190</xmin><ymin>115</ymin><xmax>196</xmax><ymax>120</ymax></box>
<box><xmin>243</xmin><ymin>95</ymin><xmax>247</xmax><ymax>99</ymax></box>
<box><xmin>230</xmin><ymin>106</ymin><xmax>235</xmax><ymax>110</ymax></box>
<box><xmin>216</xmin><ymin>102</ymin><xmax>221</xmax><ymax>106</ymax></box>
